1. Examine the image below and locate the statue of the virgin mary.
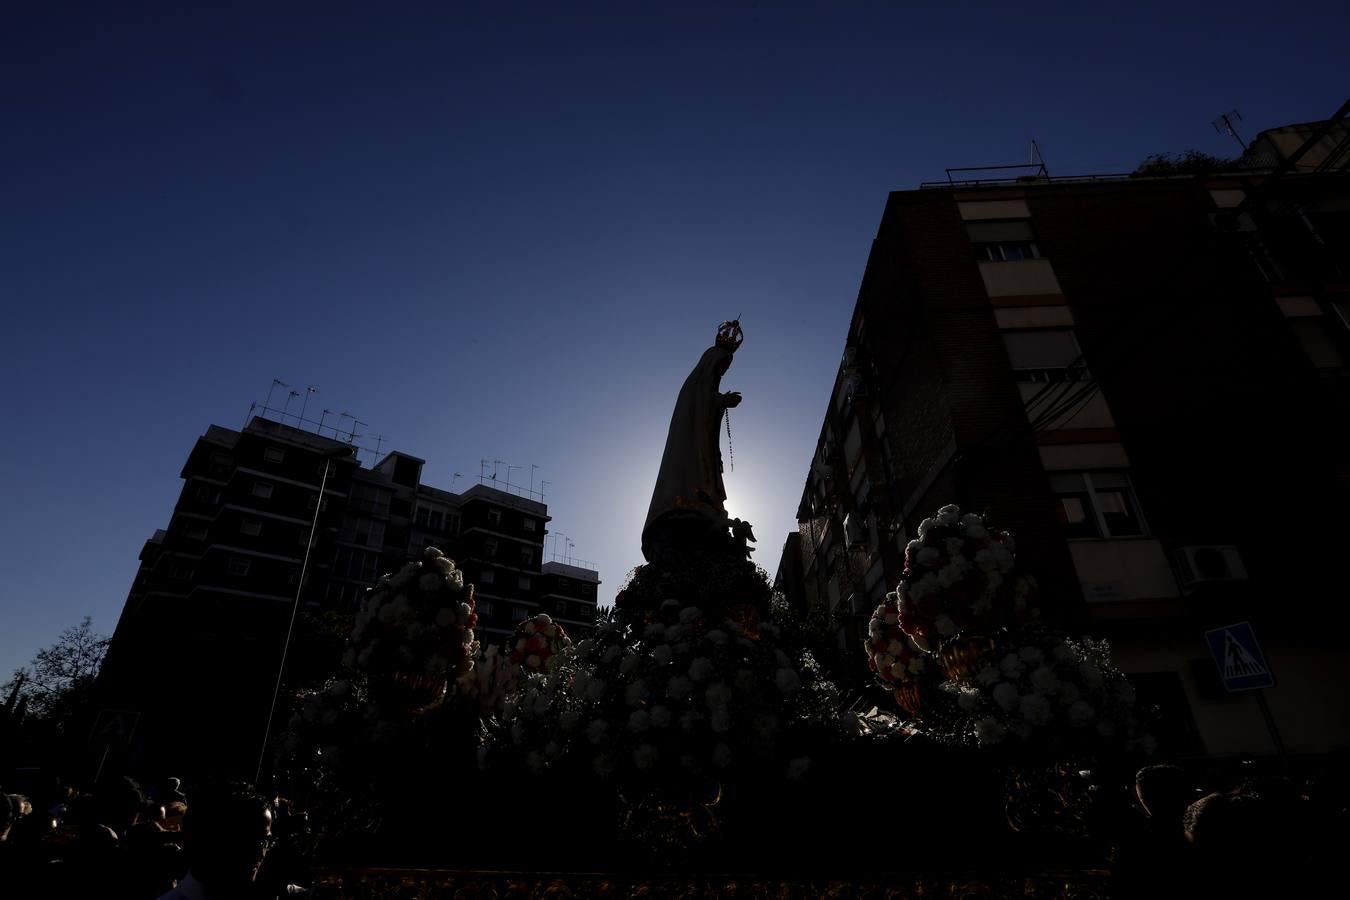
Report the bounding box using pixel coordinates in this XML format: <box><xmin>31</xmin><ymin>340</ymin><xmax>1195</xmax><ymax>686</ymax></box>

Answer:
<box><xmin>641</xmin><ymin>320</ymin><xmax>744</xmax><ymax>562</ymax></box>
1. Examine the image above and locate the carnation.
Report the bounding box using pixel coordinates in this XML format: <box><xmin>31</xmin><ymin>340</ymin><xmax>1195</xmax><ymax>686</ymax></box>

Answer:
<box><xmin>992</xmin><ymin>682</ymin><xmax>1019</xmax><ymax>711</ymax></box>
<box><xmin>974</xmin><ymin>717</ymin><xmax>1006</xmax><ymax>745</ymax></box>
<box><xmin>1018</xmin><ymin>693</ymin><xmax>1053</xmax><ymax>726</ymax></box>
<box><xmin>1067</xmin><ymin>700</ymin><xmax>1096</xmax><ymax>727</ymax></box>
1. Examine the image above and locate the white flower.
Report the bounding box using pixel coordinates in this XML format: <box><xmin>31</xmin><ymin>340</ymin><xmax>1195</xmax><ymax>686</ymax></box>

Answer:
<box><xmin>712</xmin><ymin>743</ymin><xmax>733</xmax><ymax>768</ymax></box>
<box><xmin>710</xmin><ymin>708</ymin><xmax>733</xmax><ymax>733</ymax></box>
<box><xmin>650</xmin><ymin>705</ymin><xmax>673</xmax><ymax>729</ymax></box>
<box><xmin>775</xmin><ymin>668</ymin><xmax>801</xmax><ymax>696</ymax></box>
<box><xmin>1095</xmin><ymin>720</ymin><xmax>1117</xmax><ymax>739</ymax></box>
<box><xmin>666</xmin><ymin>675</ymin><xmax>693</xmax><ymax>701</ymax></box>
<box><xmin>935</xmin><ymin>614</ymin><xmax>958</xmax><ymax>637</ymax></box>
<box><xmin>705</xmin><ymin>682</ymin><xmax>733</xmax><ymax>710</ymax></box>
<box><xmin>906</xmin><ymin>539</ymin><xmax>924</xmax><ymax>554</ymax></box>
<box><xmin>1078</xmin><ymin>662</ymin><xmax>1104</xmax><ymax>688</ymax></box>
<box><xmin>956</xmin><ymin>687</ymin><xmax>981</xmax><ymax>711</ymax></box>
<box><xmin>733</xmin><ymin>668</ymin><xmax>755</xmax><ymax>693</ymax></box>
<box><xmin>592</xmin><ymin>753</ymin><xmax>615</xmax><ymax>777</ymax></box>
<box><xmin>627</xmin><ymin>710</ymin><xmax>651</xmax><ymax>733</ymax></box>
<box><xmin>993</xmin><ymin>682</ymin><xmax>1019</xmax><ymax>711</ymax></box>
<box><xmin>1000</xmin><ymin>654</ymin><xmax>1026</xmax><ymax>679</ymax></box>
<box><xmin>1052</xmin><ymin>642</ymin><xmax>1075</xmax><ymax>664</ymax></box>
<box><xmin>679</xmin><ymin>710</ymin><xmax>704</xmax><ymax>732</ymax></box>
<box><xmin>688</xmin><ymin>657</ymin><xmax>717</xmax><ymax>681</ymax></box>
<box><xmin>585</xmin><ymin>677</ymin><xmax>608</xmax><ymax>702</ymax></box>
<box><xmin>965</xmin><ymin>523</ymin><xmax>989</xmax><ymax>541</ymax></box>
<box><xmin>975</xmin><ymin>549</ymin><xmax>997</xmax><ymax>572</ymax></box>
<box><xmin>419</xmin><ymin>573</ymin><xmax>441</xmax><ymax>592</ymax></box>
<box><xmin>1018</xmin><ymin>646</ymin><xmax>1044</xmax><ymax>666</ymax></box>
<box><xmin>787</xmin><ymin>756</ymin><xmax>811</xmax><ymax>781</ymax></box>
<box><xmin>642</xmin><ymin>623</ymin><xmax>665</xmax><ymax>641</ymax></box>
<box><xmin>652</xmin><ymin>645</ymin><xmax>674</xmax><ymax>667</ymax></box>
<box><xmin>1029</xmin><ymin>665</ymin><xmax>1060</xmax><ymax>695</ymax></box>
<box><xmin>585</xmin><ymin>720</ymin><xmax>608</xmax><ymax>745</ymax></box>
<box><xmin>1068</xmin><ymin>701</ymin><xmax>1096</xmax><ymax>727</ymax></box>
<box><xmin>620</xmin><ymin>652</ymin><xmax>641</xmax><ymax>676</ymax></box>
<box><xmin>1059</xmin><ymin>682</ymin><xmax>1081</xmax><ymax>704</ymax></box>
<box><xmin>1019</xmin><ymin>693</ymin><xmax>1053</xmax><ymax>726</ymax></box>
<box><xmin>624</xmin><ymin>680</ymin><xmax>650</xmax><ymax>707</ymax></box>
<box><xmin>916</xmin><ymin>547</ymin><xmax>940</xmax><ymax>567</ymax></box>
<box><xmin>917</xmin><ymin>518</ymin><xmax>937</xmax><ymax>540</ymax></box>
<box><xmin>974</xmin><ymin>717</ymin><xmax>1006</xmax><ymax>745</ymax></box>
<box><xmin>705</xmin><ymin>629</ymin><xmax>729</xmax><ymax>645</ymax></box>
<box><xmin>679</xmin><ymin>606</ymin><xmax>702</xmax><ymax>624</ymax></box>
<box><xmin>633</xmin><ymin>744</ymin><xmax>658</xmax><ymax>770</ymax></box>
<box><xmin>559</xmin><ymin>711</ymin><xmax>580</xmax><ymax>732</ymax></box>
<box><xmin>601</xmin><ymin>644</ymin><xmax>622</xmax><ymax>664</ymax></box>
<box><xmin>945</xmin><ymin>537</ymin><xmax>965</xmax><ymax>557</ymax></box>
<box><xmin>937</xmin><ymin>504</ymin><xmax>961</xmax><ymax>525</ymax></box>
<box><xmin>976</xmin><ymin>665</ymin><xmax>1000</xmax><ymax>686</ymax></box>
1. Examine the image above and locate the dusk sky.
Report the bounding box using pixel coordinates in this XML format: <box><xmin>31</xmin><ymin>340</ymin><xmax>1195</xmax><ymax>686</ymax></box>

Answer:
<box><xmin>2</xmin><ymin>1</ymin><xmax>1346</xmax><ymax>678</ymax></box>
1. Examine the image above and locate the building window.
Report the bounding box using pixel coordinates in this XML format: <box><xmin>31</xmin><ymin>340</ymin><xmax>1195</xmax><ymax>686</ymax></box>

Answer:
<box><xmin>477</xmin><ymin>600</ymin><xmax>495</xmax><ymax>617</ymax></box>
<box><xmin>519</xmin><ymin>546</ymin><xmax>534</xmax><ymax>566</ymax></box>
<box><xmin>287</xmin><ymin>567</ymin><xmax>301</xmax><ymax>586</ymax></box>
<box><xmin>354</xmin><ymin>523</ymin><xmax>371</xmax><ymax>546</ymax></box>
<box><xmin>1002</xmin><ymin>330</ymin><xmax>1089</xmax><ymax>383</ymax></box>
<box><xmin>488</xmin><ymin>509</ymin><xmax>502</xmax><ymax>527</ymax></box>
<box><xmin>480</xmin><ymin>569</ymin><xmax>495</xmax><ymax>585</ymax></box>
<box><xmin>429</xmin><ymin>510</ymin><xmax>443</xmax><ymax>531</ymax></box>
<box><xmin>1050</xmin><ymin>471</ymin><xmax>1146</xmax><ymax>538</ymax></box>
<box><xmin>227</xmin><ymin>557</ymin><xmax>251</xmax><ymax>576</ymax></box>
<box><xmin>511</xmin><ymin>605</ymin><xmax>528</xmax><ymax>621</ymax></box>
<box><xmin>264</xmin><ymin>447</ymin><xmax>285</xmax><ymax>464</ymax></box>
<box><xmin>518</xmin><ymin>576</ymin><xmax>532</xmax><ymax>592</ymax></box>
<box><xmin>483</xmin><ymin>538</ymin><xmax>498</xmax><ymax>557</ymax></box>
<box><xmin>252</xmin><ymin>481</ymin><xmax>274</xmax><ymax>499</ymax></box>
<box><xmin>415</xmin><ymin>507</ymin><xmax>430</xmax><ymax>527</ymax></box>
<box><xmin>240</xmin><ymin>519</ymin><xmax>263</xmax><ymax>537</ymax></box>
<box><xmin>446</xmin><ymin>514</ymin><xmax>460</xmax><ymax>535</ymax></box>
<box><xmin>555</xmin><ymin>599</ymin><xmax>569</xmax><ymax>617</ymax></box>
<box><xmin>186</xmin><ymin>527</ymin><xmax>208</xmax><ymax>542</ymax></box>
<box><xmin>307</xmin><ymin>494</ymin><xmax>329</xmax><ymax>512</ymax></box>
<box><xmin>967</xmin><ymin>220</ymin><xmax>1040</xmax><ymax>261</ymax></box>
<box><xmin>522</xmin><ymin>517</ymin><xmax>536</xmax><ymax>532</ymax></box>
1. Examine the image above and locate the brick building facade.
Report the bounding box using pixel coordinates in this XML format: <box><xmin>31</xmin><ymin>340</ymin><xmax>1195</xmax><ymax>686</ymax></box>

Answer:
<box><xmin>778</xmin><ymin>116</ymin><xmax>1350</xmax><ymax>759</ymax></box>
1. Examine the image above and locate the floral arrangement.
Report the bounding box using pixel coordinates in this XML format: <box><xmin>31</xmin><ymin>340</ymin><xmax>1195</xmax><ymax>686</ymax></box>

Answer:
<box><xmin>895</xmin><ymin>505</ymin><xmax>1037</xmax><ymax>651</ymax></box>
<box><xmin>500</xmin><ymin>598</ymin><xmax>823</xmax><ymax>784</ymax></box>
<box><xmin>508</xmin><ymin>613</ymin><xmax>572</xmax><ymax>675</ymax></box>
<box><xmin>961</xmin><ymin>632</ymin><xmax>1154</xmax><ymax>755</ymax></box>
<box><xmin>866</xmin><ymin>594</ymin><xmax>928</xmax><ymax>687</ymax></box>
<box><xmin>346</xmin><ymin>547</ymin><xmax>479</xmax><ymax>687</ymax></box>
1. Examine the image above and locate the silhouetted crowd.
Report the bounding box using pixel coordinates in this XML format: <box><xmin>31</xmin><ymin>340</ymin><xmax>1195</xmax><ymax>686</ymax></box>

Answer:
<box><xmin>3</xmin><ymin>762</ymin><xmax>1348</xmax><ymax>897</ymax></box>
<box><xmin>1107</xmin><ymin>763</ymin><xmax>1347</xmax><ymax>899</ymax></box>
<box><xmin>1</xmin><ymin>774</ymin><xmax>310</xmax><ymax>899</ymax></box>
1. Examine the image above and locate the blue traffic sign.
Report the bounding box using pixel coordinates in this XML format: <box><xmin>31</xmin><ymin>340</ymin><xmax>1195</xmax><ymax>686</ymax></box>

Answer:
<box><xmin>1205</xmin><ymin>622</ymin><xmax>1275</xmax><ymax>692</ymax></box>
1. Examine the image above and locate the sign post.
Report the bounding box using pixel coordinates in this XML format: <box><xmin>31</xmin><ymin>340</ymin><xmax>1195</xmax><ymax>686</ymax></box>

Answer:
<box><xmin>1204</xmin><ymin>622</ymin><xmax>1283</xmax><ymax>760</ymax></box>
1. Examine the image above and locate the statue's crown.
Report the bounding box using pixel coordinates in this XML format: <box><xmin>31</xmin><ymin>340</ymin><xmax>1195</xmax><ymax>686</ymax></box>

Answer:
<box><xmin>716</xmin><ymin>319</ymin><xmax>744</xmax><ymax>351</ymax></box>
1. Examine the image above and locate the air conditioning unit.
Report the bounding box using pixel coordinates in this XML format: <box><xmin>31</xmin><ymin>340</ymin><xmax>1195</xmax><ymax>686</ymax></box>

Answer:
<box><xmin>1176</xmin><ymin>545</ymin><xmax>1248</xmax><ymax>589</ymax></box>
<box><xmin>1210</xmin><ymin>211</ymin><xmax>1256</xmax><ymax>233</ymax></box>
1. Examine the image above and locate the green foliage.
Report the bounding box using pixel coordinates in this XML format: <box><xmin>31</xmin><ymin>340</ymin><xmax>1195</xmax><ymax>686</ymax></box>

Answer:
<box><xmin>1133</xmin><ymin>149</ymin><xmax>1236</xmax><ymax>176</ymax></box>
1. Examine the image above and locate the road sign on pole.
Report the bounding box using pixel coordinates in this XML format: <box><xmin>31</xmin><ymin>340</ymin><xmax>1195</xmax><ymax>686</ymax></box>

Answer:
<box><xmin>1204</xmin><ymin>622</ymin><xmax>1275</xmax><ymax>693</ymax></box>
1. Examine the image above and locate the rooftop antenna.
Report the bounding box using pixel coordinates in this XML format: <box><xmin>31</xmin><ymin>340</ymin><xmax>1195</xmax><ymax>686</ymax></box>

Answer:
<box><xmin>529</xmin><ymin>464</ymin><xmax>540</xmax><ymax>496</ymax></box>
<box><xmin>451</xmin><ymin>472</ymin><xmax>463</xmax><ymax>491</ymax></box>
<box><xmin>319</xmin><ymin>409</ymin><xmax>334</xmax><ymax>436</ymax></box>
<box><xmin>282</xmin><ymin>389</ymin><xmax>301</xmax><ymax>424</ymax></box>
<box><xmin>492</xmin><ymin>458</ymin><xmax>506</xmax><ymax>481</ymax></box>
<box><xmin>1030</xmin><ymin>139</ymin><xmax>1046</xmax><ymax>169</ymax></box>
<box><xmin>480</xmin><ymin>459</ymin><xmax>491</xmax><ymax>482</ymax></box>
<box><xmin>540</xmin><ymin>480</ymin><xmax>551</xmax><ymax>501</ymax></box>
<box><xmin>265</xmin><ymin>378</ymin><xmax>289</xmax><ymax>413</ymax></box>
<box><xmin>374</xmin><ymin>434</ymin><xmax>384</xmax><ymax>459</ymax></box>
<box><xmin>505</xmin><ymin>463</ymin><xmax>521</xmax><ymax>488</ymax></box>
<box><xmin>299</xmin><ymin>385</ymin><xmax>318</xmax><ymax>427</ymax></box>
<box><xmin>1213</xmin><ymin>109</ymin><xmax>1248</xmax><ymax>152</ymax></box>
<box><xmin>337</xmin><ymin>411</ymin><xmax>354</xmax><ymax>441</ymax></box>
<box><xmin>243</xmin><ymin>401</ymin><xmax>256</xmax><ymax>429</ymax></box>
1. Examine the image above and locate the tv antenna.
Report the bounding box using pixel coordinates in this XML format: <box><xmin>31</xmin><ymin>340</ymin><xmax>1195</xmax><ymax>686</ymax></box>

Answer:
<box><xmin>299</xmin><ymin>385</ymin><xmax>319</xmax><ymax>425</ymax></box>
<box><xmin>1213</xmin><ymin>109</ymin><xmax>1247</xmax><ymax>152</ymax></box>
<box><xmin>265</xmin><ymin>378</ymin><xmax>290</xmax><ymax>411</ymax></box>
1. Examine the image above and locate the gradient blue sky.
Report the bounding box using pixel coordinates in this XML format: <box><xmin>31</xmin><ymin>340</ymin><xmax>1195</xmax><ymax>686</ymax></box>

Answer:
<box><xmin>2</xmin><ymin>1</ymin><xmax>1346</xmax><ymax>677</ymax></box>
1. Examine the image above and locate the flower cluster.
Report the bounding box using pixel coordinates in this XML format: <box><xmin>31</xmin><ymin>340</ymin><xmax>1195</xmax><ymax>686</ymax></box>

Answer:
<box><xmin>963</xmin><ymin>633</ymin><xmax>1152</xmax><ymax>754</ymax></box>
<box><xmin>865</xmin><ymin>593</ymin><xmax>927</xmax><ymax>687</ymax></box>
<box><xmin>508</xmin><ymin>613</ymin><xmax>572</xmax><ymax>675</ymax></box>
<box><xmin>500</xmin><ymin>599</ymin><xmax>817</xmax><ymax>784</ymax></box>
<box><xmin>896</xmin><ymin>504</ymin><xmax>1036</xmax><ymax>651</ymax></box>
<box><xmin>346</xmin><ymin>547</ymin><xmax>479</xmax><ymax>682</ymax></box>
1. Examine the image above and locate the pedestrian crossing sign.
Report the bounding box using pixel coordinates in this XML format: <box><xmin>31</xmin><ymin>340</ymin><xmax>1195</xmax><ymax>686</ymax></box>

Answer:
<box><xmin>1204</xmin><ymin>622</ymin><xmax>1275</xmax><ymax>692</ymax></box>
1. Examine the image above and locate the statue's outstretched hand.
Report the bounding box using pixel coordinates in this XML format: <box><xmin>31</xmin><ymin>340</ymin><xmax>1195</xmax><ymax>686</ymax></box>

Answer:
<box><xmin>722</xmin><ymin>391</ymin><xmax>742</xmax><ymax>408</ymax></box>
